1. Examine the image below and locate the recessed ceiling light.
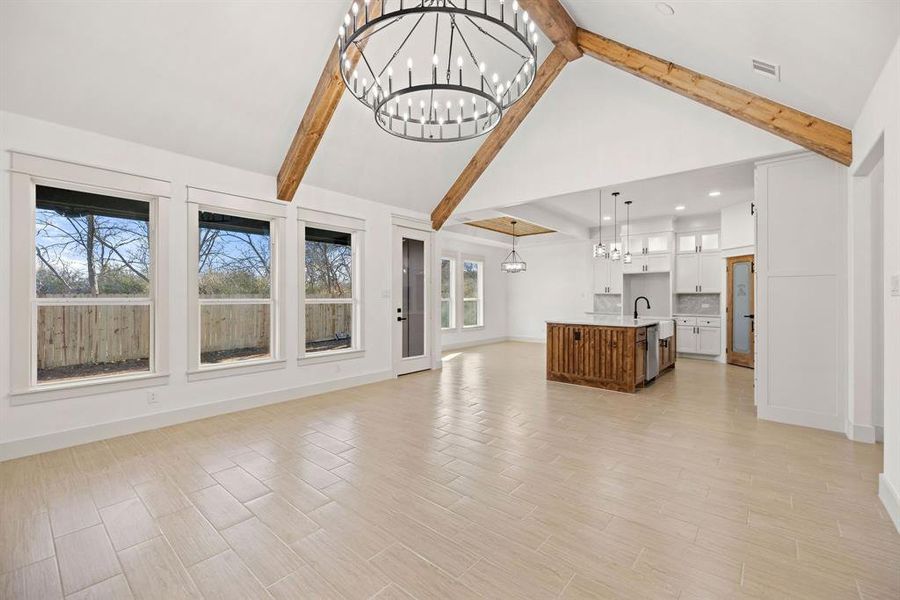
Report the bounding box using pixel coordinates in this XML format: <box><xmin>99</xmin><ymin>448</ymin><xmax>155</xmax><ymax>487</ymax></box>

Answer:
<box><xmin>675</xmin><ymin>205</ymin><xmax>686</xmax><ymax>211</ymax></box>
<box><xmin>656</xmin><ymin>2</ymin><xmax>675</xmax><ymax>16</ymax></box>
<box><xmin>603</xmin><ymin>216</ymin><xmax>611</xmax><ymax>221</ymax></box>
<box><xmin>708</xmin><ymin>190</ymin><xmax>721</xmax><ymax>197</ymax></box>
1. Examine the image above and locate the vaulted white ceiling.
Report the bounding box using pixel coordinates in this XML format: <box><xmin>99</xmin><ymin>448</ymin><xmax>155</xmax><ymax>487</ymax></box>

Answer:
<box><xmin>2</xmin><ymin>1</ymin><xmax>897</xmax><ymax>216</ymax></box>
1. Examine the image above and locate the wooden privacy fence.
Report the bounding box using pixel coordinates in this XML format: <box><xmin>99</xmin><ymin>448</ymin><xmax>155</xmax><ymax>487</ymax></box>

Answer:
<box><xmin>305</xmin><ymin>303</ymin><xmax>352</xmax><ymax>343</ymax></box>
<box><xmin>37</xmin><ymin>302</ymin><xmax>353</xmax><ymax>368</ymax></box>
<box><xmin>199</xmin><ymin>303</ymin><xmax>270</xmax><ymax>354</ymax></box>
<box><xmin>37</xmin><ymin>304</ymin><xmax>151</xmax><ymax>369</ymax></box>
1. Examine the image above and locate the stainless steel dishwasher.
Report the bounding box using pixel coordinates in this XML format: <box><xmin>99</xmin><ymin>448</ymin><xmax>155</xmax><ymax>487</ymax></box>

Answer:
<box><xmin>645</xmin><ymin>324</ymin><xmax>659</xmax><ymax>382</ymax></box>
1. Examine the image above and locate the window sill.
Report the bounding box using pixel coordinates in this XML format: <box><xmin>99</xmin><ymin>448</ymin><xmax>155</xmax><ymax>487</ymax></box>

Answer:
<box><xmin>298</xmin><ymin>349</ymin><xmax>364</xmax><ymax>366</ymax></box>
<box><xmin>462</xmin><ymin>325</ymin><xmax>485</xmax><ymax>331</ymax></box>
<box><xmin>187</xmin><ymin>359</ymin><xmax>286</xmax><ymax>382</ymax></box>
<box><xmin>10</xmin><ymin>373</ymin><xmax>170</xmax><ymax>406</ymax></box>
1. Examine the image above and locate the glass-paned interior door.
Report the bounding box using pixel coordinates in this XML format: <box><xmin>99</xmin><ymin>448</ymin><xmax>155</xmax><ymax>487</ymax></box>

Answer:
<box><xmin>393</xmin><ymin>225</ymin><xmax>431</xmax><ymax>375</ymax></box>
<box><xmin>402</xmin><ymin>237</ymin><xmax>425</xmax><ymax>358</ymax></box>
<box><xmin>727</xmin><ymin>254</ymin><xmax>754</xmax><ymax>368</ymax></box>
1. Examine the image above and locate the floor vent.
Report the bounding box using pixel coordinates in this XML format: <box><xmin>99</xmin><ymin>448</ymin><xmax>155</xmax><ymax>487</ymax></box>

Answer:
<box><xmin>752</xmin><ymin>58</ymin><xmax>780</xmax><ymax>81</ymax></box>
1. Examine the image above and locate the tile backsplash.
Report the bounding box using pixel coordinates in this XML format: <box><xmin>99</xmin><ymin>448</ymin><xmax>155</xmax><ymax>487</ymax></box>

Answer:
<box><xmin>593</xmin><ymin>294</ymin><xmax>622</xmax><ymax>315</ymax></box>
<box><xmin>675</xmin><ymin>293</ymin><xmax>720</xmax><ymax>316</ymax></box>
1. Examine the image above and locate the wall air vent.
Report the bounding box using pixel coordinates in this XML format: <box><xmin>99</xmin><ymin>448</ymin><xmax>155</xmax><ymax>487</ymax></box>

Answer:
<box><xmin>752</xmin><ymin>58</ymin><xmax>780</xmax><ymax>81</ymax></box>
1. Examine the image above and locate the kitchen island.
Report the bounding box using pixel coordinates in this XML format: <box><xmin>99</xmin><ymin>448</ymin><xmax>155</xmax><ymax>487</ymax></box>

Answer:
<box><xmin>546</xmin><ymin>317</ymin><xmax>675</xmax><ymax>393</ymax></box>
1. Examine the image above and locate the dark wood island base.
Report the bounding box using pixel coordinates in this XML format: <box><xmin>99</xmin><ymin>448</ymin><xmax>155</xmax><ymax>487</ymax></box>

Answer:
<box><xmin>546</xmin><ymin>321</ymin><xmax>675</xmax><ymax>393</ymax></box>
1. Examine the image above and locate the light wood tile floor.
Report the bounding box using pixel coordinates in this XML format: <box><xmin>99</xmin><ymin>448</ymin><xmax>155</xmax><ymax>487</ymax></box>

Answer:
<box><xmin>1</xmin><ymin>342</ymin><xmax>898</xmax><ymax>599</ymax></box>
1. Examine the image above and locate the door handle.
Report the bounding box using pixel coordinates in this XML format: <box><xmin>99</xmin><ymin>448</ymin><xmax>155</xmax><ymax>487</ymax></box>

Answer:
<box><xmin>396</xmin><ymin>316</ymin><xmax>407</xmax><ymax>321</ymax></box>
<box><xmin>743</xmin><ymin>314</ymin><xmax>755</xmax><ymax>319</ymax></box>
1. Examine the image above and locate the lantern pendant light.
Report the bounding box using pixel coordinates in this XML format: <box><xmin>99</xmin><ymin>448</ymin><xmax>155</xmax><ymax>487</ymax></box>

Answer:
<box><xmin>592</xmin><ymin>190</ymin><xmax>607</xmax><ymax>258</ymax></box>
<box><xmin>501</xmin><ymin>220</ymin><xmax>527</xmax><ymax>273</ymax></box>
<box><xmin>610</xmin><ymin>192</ymin><xmax>621</xmax><ymax>261</ymax></box>
<box><xmin>623</xmin><ymin>200</ymin><xmax>633</xmax><ymax>264</ymax></box>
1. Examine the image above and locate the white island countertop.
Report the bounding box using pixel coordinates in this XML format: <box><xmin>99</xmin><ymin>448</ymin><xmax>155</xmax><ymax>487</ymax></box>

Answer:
<box><xmin>546</xmin><ymin>316</ymin><xmax>663</xmax><ymax>328</ymax></box>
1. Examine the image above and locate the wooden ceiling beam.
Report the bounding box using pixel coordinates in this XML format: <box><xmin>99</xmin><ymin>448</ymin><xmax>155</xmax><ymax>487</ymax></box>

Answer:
<box><xmin>576</xmin><ymin>28</ymin><xmax>852</xmax><ymax>166</ymax></box>
<box><xmin>516</xmin><ymin>0</ymin><xmax>582</xmax><ymax>61</ymax></box>
<box><xmin>431</xmin><ymin>47</ymin><xmax>569</xmax><ymax>230</ymax></box>
<box><xmin>276</xmin><ymin>1</ymin><xmax>383</xmax><ymax>202</ymax></box>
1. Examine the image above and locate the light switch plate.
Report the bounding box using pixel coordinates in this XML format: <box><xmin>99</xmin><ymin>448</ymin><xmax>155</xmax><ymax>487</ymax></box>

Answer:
<box><xmin>891</xmin><ymin>274</ymin><xmax>900</xmax><ymax>297</ymax></box>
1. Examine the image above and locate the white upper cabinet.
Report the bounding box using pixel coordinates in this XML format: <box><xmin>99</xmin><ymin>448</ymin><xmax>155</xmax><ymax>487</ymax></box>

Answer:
<box><xmin>678</xmin><ymin>233</ymin><xmax>697</xmax><ymax>254</ymax></box>
<box><xmin>676</xmin><ymin>251</ymin><xmax>720</xmax><ymax>293</ymax></box>
<box><xmin>593</xmin><ymin>253</ymin><xmax>623</xmax><ymax>294</ymax></box>
<box><xmin>700</xmin><ymin>232</ymin><xmax>719</xmax><ymax>252</ymax></box>
<box><xmin>628</xmin><ymin>232</ymin><xmax>672</xmax><ymax>255</ymax></box>
<box><xmin>607</xmin><ymin>256</ymin><xmax>623</xmax><ymax>293</ymax></box>
<box><xmin>675</xmin><ymin>254</ymin><xmax>698</xmax><ymax>293</ymax></box>
<box><xmin>646</xmin><ymin>234</ymin><xmax>670</xmax><ymax>254</ymax></box>
<box><xmin>698</xmin><ymin>253</ymin><xmax>721</xmax><ymax>293</ymax></box>
<box><xmin>677</xmin><ymin>230</ymin><xmax>719</xmax><ymax>254</ymax></box>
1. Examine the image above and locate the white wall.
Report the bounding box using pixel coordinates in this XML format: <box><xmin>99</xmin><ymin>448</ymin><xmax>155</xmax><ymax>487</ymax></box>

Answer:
<box><xmin>850</xmin><ymin>37</ymin><xmax>900</xmax><ymax>530</ymax></box>
<box><xmin>756</xmin><ymin>153</ymin><xmax>848</xmax><ymax>433</ymax></box>
<box><xmin>439</xmin><ymin>234</ymin><xmax>509</xmax><ymax>349</ymax></box>
<box><xmin>506</xmin><ymin>240</ymin><xmax>593</xmax><ymax>341</ymax></box>
<box><xmin>0</xmin><ymin>111</ymin><xmax>438</xmax><ymax>459</ymax></box>
<box><xmin>721</xmin><ymin>201</ymin><xmax>756</xmax><ymax>251</ymax></box>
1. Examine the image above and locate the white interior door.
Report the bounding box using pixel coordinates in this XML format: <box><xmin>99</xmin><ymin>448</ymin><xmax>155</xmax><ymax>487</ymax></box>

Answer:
<box><xmin>392</xmin><ymin>225</ymin><xmax>431</xmax><ymax>375</ymax></box>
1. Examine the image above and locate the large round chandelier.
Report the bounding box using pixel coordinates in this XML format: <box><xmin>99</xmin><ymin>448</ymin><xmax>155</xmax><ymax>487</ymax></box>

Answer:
<box><xmin>337</xmin><ymin>0</ymin><xmax>539</xmax><ymax>142</ymax></box>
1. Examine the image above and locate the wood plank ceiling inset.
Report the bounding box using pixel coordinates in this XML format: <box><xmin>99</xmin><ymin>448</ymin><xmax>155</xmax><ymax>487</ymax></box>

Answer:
<box><xmin>463</xmin><ymin>216</ymin><xmax>555</xmax><ymax>237</ymax></box>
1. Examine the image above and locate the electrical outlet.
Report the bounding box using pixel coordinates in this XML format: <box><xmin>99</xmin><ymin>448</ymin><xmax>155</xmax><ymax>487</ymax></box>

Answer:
<box><xmin>147</xmin><ymin>392</ymin><xmax>159</xmax><ymax>405</ymax></box>
<box><xmin>890</xmin><ymin>274</ymin><xmax>900</xmax><ymax>297</ymax></box>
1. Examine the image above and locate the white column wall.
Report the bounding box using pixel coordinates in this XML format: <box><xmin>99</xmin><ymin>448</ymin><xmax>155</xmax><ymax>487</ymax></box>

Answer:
<box><xmin>850</xmin><ymin>38</ymin><xmax>900</xmax><ymax>530</ymax></box>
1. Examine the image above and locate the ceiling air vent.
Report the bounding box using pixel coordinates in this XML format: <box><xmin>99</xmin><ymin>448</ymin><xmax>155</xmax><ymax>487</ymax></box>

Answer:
<box><xmin>752</xmin><ymin>58</ymin><xmax>780</xmax><ymax>81</ymax></box>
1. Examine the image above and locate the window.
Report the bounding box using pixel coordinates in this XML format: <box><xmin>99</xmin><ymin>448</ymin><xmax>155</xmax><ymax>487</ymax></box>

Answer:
<box><xmin>33</xmin><ymin>185</ymin><xmax>154</xmax><ymax>384</ymax></box>
<box><xmin>440</xmin><ymin>257</ymin><xmax>455</xmax><ymax>329</ymax></box>
<box><xmin>462</xmin><ymin>259</ymin><xmax>483</xmax><ymax>328</ymax></box>
<box><xmin>303</xmin><ymin>225</ymin><xmax>359</xmax><ymax>355</ymax></box>
<box><xmin>197</xmin><ymin>211</ymin><xmax>274</xmax><ymax>366</ymax></box>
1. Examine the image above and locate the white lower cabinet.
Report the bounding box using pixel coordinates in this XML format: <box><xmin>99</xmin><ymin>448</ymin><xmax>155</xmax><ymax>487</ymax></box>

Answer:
<box><xmin>676</xmin><ymin>325</ymin><xmax>695</xmax><ymax>353</ymax></box>
<box><xmin>698</xmin><ymin>326</ymin><xmax>721</xmax><ymax>355</ymax></box>
<box><xmin>674</xmin><ymin>317</ymin><xmax>721</xmax><ymax>356</ymax></box>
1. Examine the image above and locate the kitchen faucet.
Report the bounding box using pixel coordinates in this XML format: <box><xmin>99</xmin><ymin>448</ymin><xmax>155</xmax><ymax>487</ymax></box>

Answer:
<box><xmin>633</xmin><ymin>296</ymin><xmax>651</xmax><ymax>320</ymax></box>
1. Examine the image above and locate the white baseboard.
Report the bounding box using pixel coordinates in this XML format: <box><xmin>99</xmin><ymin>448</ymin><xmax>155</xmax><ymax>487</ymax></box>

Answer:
<box><xmin>875</xmin><ymin>426</ymin><xmax>884</xmax><ymax>442</ymax></box>
<box><xmin>0</xmin><ymin>369</ymin><xmax>394</xmax><ymax>461</ymax></box>
<box><xmin>441</xmin><ymin>336</ymin><xmax>511</xmax><ymax>351</ymax></box>
<box><xmin>845</xmin><ymin>422</ymin><xmax>878</xmax><ymax>444</ymax></box>
<box><xmin>879</xmin><ymin>474</ymin><xmax>900</xmax><ymax>534</ymax></box>
<box><xmin>756</xmin><ymin>405</ymin><xmax>845</xmax><ymax>434</ymax></box>
<box><xmin>507</xmin><ymin>336</ymin><xmax>545</xmax><ymax>344</ymax></box>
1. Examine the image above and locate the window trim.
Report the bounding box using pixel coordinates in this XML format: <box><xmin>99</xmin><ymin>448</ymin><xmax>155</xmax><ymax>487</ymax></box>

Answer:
<box><xmin>298</xmin><ymin>208</ymin><xmax>365</xmax><ymax>362</ymax></box>
<box><xmin>461</xmin><ymin>256</ymin><xmax>485</xmax><ymax>329</ymax></box>
<box><xmin>186</xmin><ymin>188</ymin><xmax>286</xmax><ymax>377</ymax></box>
<box><xmin>9</xmin><ymin>153</ymin><xmax>170</xmax><ymax>404</ymax></box>
<box><xmin>440</xmin><ymin>256</ymin><xmax>457</xmax><ymax>331</ymax></box>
